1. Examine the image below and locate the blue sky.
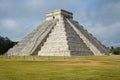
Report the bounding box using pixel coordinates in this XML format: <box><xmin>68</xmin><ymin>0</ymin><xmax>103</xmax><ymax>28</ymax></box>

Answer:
<box><xmin>0</xmin><ymin>0</ymin><xmax>120</xmax><ymax>47</ymax></box>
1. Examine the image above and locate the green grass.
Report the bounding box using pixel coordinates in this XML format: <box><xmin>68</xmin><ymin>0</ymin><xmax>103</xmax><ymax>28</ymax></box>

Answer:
<box><xmin>0</xmin><ymin>55</ymin><xmax>120</xmax><ymax>80</ymax></box>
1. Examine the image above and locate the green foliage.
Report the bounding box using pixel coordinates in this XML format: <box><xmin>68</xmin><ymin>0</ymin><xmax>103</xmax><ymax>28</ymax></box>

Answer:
<box><xmin>111</xmin><ymin>46</ymin><xmax>120</xmax><ymax>55</ymax></box>
<box><xmin>0</xmin><ymin>36</ymin><xmax>18</xmax><ymax>55</ymax></box>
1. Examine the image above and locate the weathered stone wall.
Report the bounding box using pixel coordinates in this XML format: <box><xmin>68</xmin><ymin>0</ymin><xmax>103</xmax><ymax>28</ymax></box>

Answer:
<box><xmin>6</xmin><ymin>20</ymin><xmax>57</xmax><ymax>56</ymax></box>
<box><xmin>38</xmin><ymin>18</ymin><xmax>71</xmax><ymax>56</ymax></box>
<box><xmin>67</xmin><ymin>19</ymin><xmax>110</xmax><ymax>55</ymax></box>
<box><xmin>6</xmin><ymin>9</ymin><xmax>110</xmax><ymax>56</ymax></box>
<box><xmin>46</xmin><ymin>9</ymin><xmax>73</xmax><ymax>20</ymax></box>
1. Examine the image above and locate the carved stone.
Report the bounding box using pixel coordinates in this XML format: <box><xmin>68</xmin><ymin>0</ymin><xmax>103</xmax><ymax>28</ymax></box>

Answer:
<box><xmin>6</xmin><ymin>9</ymin><xmax>110</xmax><ymax>56</ymax></box>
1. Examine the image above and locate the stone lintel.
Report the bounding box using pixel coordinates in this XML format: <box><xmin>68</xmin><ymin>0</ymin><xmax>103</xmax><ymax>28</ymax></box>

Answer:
<box><xmin>46</xmin><ymin>9</ymin><xmax>73</xmax><ymax>20</ymax></box>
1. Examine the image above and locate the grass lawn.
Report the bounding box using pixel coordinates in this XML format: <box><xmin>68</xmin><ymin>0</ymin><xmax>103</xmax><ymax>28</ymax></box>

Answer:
<box><xmin>0</xmin><ymin>55</ymin><xmax>120</xmax><ymax>80</ymax></box>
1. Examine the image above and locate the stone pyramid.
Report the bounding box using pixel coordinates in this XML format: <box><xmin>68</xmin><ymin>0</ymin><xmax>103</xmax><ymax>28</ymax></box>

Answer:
<box><xmin>6</xmin><ymin>9</ymin><xmax>110</xmax><ymax>56</ymax></box>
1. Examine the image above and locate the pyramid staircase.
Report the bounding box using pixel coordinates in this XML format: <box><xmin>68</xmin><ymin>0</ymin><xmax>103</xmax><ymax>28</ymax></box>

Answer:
<box><xmin>7</xmin><ymin>20</ymin><xmax>57</xmax><ymax>56</ymax></box>
<box><xmin>67</xmin><ymin>19</ymin><xmax>110</xmax><ymax>55</ymax></box>
<box><xmin>6</xmin><ymin>9</ymin><xmax>110</xmax><ymax>56</ymax></box>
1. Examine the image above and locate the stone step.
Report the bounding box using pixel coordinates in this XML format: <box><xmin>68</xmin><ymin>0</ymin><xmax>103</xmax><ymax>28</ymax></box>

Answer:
<box><xmin>68</xmin><ymin>19</ymin><xmax>109</xmax><ymax>54</ymax></box>
<box><xmin>6</xmin><ymin>19</ymin><xmax>58</xmax><ymax>56</ymax></box>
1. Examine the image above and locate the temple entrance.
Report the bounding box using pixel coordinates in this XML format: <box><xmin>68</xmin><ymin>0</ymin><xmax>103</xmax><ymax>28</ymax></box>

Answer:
<box><xmin>53</xmin><ymin>16</ymin><xmax>55</xmax><ymax>19</ymax></box>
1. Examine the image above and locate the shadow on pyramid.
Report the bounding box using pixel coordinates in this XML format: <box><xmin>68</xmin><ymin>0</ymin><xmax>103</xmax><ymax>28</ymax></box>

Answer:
<box><xmin>6</xmin><ymin>9</ymin><xmax>110</xmax><ymax>56</ymax></box>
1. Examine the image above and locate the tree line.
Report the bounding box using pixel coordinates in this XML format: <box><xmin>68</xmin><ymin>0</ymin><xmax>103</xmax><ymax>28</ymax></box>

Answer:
<box><xmin>110</xmin><ymin>46</ymin><xmax>120</xmax><ymax>55</ymax></box>
<box><xmin>0</xmin><ymin>36</ymin><xmax>18</xmax><ymax>55</ymax></box>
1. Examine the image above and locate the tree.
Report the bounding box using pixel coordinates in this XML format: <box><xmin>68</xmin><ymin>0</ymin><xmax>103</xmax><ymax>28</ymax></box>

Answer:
<box><xmin>0</xmin><ymin>36</ymin><xmax>18</xmax><ymax>55</ymax></box>
<box><xmin>111</xmin><ymin>46</ymin><xmax>120</xmax><ymax>55</ymax></box>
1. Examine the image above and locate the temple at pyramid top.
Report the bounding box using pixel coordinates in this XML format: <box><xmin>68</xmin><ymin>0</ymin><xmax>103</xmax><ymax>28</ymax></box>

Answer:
<box><xmin>46</xmin><ymin>9</ymin><xmax>73</xmax><ymax>20</ymax></box>
<box><xmin>6</xmin><ymin>9</ymin><xmax>110</xmax><ymax>56</ymax></box>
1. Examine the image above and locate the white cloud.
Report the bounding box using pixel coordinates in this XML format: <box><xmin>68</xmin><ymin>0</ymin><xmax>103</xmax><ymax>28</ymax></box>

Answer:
<box><xmin>0</xmin><ymin>0</ymin><xmax>120</xmax><ymax>47</ymax></box>
<box><xmin>1</xmin><ymin>19</ymin><xmax>18</xmax><ymax>30</ymax></box>
<box><xmin>24</xmin><ymin>0</ymin><xmax>44</xmax><ymax>10</ymax></box>
<box><xmin>75</xmin><ymin>0</ymin><xmax>120</xmax><ymax>47</ymax></box>
<box><xmin>89</xmin><ymin>22</ymin><xmax>120</xmax><ymax>39</ymax></box>
<box><xmin>102</xmin><ymin>40</ymin><xmax>120</xmax><ymax>47</ymax></box>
